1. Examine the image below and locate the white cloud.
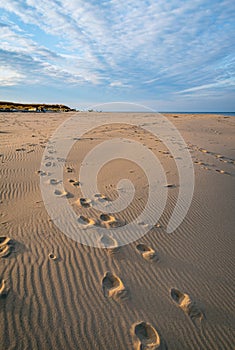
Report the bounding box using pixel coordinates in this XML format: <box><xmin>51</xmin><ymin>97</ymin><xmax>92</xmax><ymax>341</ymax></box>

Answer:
<box><xmin>0</xmin><ymin>66</ymin><xmax>24</xmax><ymax>85</ymax></box>
<box><xmin>0</xmin><ymin>0</ymin><xmax>234</xmax><ymax>96</ymax></box>
<box><xmin>177</xmin><ymin>78</ymin><xmax>235</xmax><ymax>93</ymax></box>
<box><xmin>109</xmin><ymin>81</ymin><xmax>131</xmax><ymax>88</ymax></box>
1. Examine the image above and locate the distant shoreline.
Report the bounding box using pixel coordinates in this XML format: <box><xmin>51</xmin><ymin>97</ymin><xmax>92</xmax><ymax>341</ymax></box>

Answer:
<box><xmin>0</xmin><ymin>101</ymin><xmax>234</xmax><ymax>116</ymax></box>
<box><xmin>0</xmin><ymin>101</ymin><xmax>75</xmax><ymax>113</ymax></box>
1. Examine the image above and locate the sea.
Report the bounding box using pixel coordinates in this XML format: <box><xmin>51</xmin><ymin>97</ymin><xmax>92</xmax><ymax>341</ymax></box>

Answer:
<box><xmin>161</xmin><ymin>112</ymin><xmax>235</xmax><ymax>116</ymax></box>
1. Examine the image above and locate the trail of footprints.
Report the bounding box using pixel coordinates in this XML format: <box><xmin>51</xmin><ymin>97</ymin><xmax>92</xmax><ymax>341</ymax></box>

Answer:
<box><xmin>170</xmin><ymin>288</ymin><xmax>204</xmax><ymax>327</ymax></box>
<box><xmin>36</xmin><ymin>166</ymin><xmax>206</xmax><ymax>349</ymax></box>
<box><xmin>188</xmin><ymin>144</ymin><xmax>235</xmax><ymax>176</ymax></box>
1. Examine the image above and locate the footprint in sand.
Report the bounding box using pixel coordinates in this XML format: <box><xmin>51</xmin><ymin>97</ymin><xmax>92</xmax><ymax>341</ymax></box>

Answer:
<box><xmin>136</xmin><ymin>244</ymin><xmax>158</xmax><ymax>262</ymax></box>
<box><xmin>66</xmin><ymin>166</ymin><xmax>73</xmax><ymax>173</ymax></box>
<box><xmin>0</xmin><ymin>236</ymin><xmax>13</xmax><ymax>258</ymax></box>
<box><xmin>102</xmin><ymin>272</ymin><xmax>128</xmax><ymax>300</ymax></box>
<box><xmin>98</xmin><ymin>235</ymin><xmax>120</xmax><ymax>255</ymax></box>
<box><xmin>215</xmin><ymin>169</ymin><xmax>226</xmax><ymax>174</ymax></box>
<box><xmin>78</xmin><ymin>215</ymin><xmax>96</xmax><ymax>227</ymax></box>
<box><xmin>49</xmin><ymin>178</ymin><xmax>61</xmax><ymax>185</ymax></box>
<box><xmin>94</xmin><ymin>193</ymin><xmax>109</xmax><ymax>202</ymax></box>
<box><xmin>99</xmin><ymin>214</ymin><xmax>124</xmax><ymax>228</ymax></box>
<box><xmin>48</xmin><ymin>253</ymin><xmax>57</xmax><ymax>261</ymax></box>
<box><xmin>164</xmin><ymin>183</ymin><xmax>176</xmax><ymax>188</ymax></box>
<box><xmin>200</xmin><ymin>149</ymin><xmax>208</xmax><ymax>154</ymax></box>
<box><xmin>170</xmin><ymin>288</ymin><xmax>204</xmax><ymax>325</ymax></box>
<box><xmin>36</xmin><ymin>170</ymin><xmax>48</xmax><ymax>176</ymax></box>
<box><xmin>68</xmin><ymin>179</ymin><xmax>80</xmax><ymax>187</ymax></box>
<box><xmin>0</xmin><ymin>279</ymin><xmax>8</xmax><ymax>298</ymax></box>
<box><xmin>79</xmin><ymin>198</ymin><xmax>92</xmax><ymax>208</ymax></box>
<box><xmin>54</xmin><ymin>189</ymin><xmax>70</xmax><ymax>198</ymax></box>
<box><xmin>132</xmin><ymin>321</ymin><xmax>161</xmax><ymax>350</ymax></box>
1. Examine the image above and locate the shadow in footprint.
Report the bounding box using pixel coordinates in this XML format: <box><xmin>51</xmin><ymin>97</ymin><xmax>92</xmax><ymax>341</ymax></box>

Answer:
<box><xmin>94</xmin><ymin>193</ymin><xmax>109</xmax><ymax>203</ymax></box>
<box><xmin>69</xmin><ymin>179</ymin><xmax>80</xmax><ymax>187</ymax></box>
<box><xmin>132</xmin><ymin>321</ymin><xmax>163</xmax><ymax>349</ymax></box>
<box><xmin>0</xmin><ymin>236</ymin><xmax>16</xmax><ymax>258</ymax></box>
<box><xmin>170</xmin><ymin>288</ymin><xmax>204</xmax><ymax>326</ymax></box>
<box><xmin>102</xmin><ymin>272</ymin><xmax>128</xmax><ymax>301</ymax></box>
<box><xmin>0</xmin><ymin>279</ymin><xmax>9</xmax><ymax>298</ymax></box>
<box><xmin>78</xmin><ymin>215</ymin><xmax>96</xmax><ymax>227</ymax></box>
<box><xmin>80</xmin><ymin>198</ymin><xmax>92</xmax><ymax>208</ymax></box>
<box><xmin>54</xmin><ymin>189</ymin><xmax>73</xmax><ymax>198</ymax></box>
<box><xmin>136</xmin><ymin>244</ymin><xmax>158</xmax><ymax>262</ymax></box>
<box><xmin>99</xmin><ymin>214</ymin><xmax>124</xmax><ymax>228</ymax></box>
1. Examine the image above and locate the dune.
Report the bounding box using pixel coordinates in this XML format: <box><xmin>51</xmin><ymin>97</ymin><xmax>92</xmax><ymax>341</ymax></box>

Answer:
<box><xmin>0</xmin><ymin>112</ymin><xmax>234</xmax><ymax>349</ymax></box>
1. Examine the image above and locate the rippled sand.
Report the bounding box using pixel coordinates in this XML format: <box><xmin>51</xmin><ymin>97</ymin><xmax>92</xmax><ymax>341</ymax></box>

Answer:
<box><xmin>0</xmin><ymin>112</ymin><xmax>235</xmax><ymax>349</ymax></box>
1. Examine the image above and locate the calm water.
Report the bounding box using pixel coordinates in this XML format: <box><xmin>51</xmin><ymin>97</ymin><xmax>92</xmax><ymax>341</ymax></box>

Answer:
<box><xmin>162</xmin><ymin>112</ymin><xmax>235</xmax><ymax>116</ymax></box>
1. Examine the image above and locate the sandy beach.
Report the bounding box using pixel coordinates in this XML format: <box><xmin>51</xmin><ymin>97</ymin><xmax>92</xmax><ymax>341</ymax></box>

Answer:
<box><xmin>0</xmin><ymin>112</ymin><xmax>235</xmax><ymax>349</ymax></box>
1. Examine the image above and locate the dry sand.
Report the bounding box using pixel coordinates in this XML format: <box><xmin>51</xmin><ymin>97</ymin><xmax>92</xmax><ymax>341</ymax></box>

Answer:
<box><xmin>0</xmin><ymin>112</ymin><xmax>235</xmax><ymax>349</ymax></box>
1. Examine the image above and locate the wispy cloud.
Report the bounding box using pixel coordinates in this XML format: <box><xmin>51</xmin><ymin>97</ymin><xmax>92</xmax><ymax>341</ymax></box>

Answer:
<box><xmin>177</xmin><ymin>78</ymin><xmax>235</xmax><ymax>93</ymax></box>
<box><xmin>0</xmin><ymin>0</ymin><xmax>234</xmax><ymax>109</ymax></box>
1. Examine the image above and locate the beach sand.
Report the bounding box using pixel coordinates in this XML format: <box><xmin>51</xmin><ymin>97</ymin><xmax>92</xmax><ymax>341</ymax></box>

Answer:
<box><xmin>0</xmin><ymin>112</ymin><xmax>235</xmax><ymax>349</ymax></box>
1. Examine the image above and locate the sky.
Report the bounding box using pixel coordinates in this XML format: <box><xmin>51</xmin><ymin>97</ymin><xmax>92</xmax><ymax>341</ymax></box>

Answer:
<box><xmin>0</xmin><ymin>0</ymin><xmax>235</xmax><ymax>111</ymax></box>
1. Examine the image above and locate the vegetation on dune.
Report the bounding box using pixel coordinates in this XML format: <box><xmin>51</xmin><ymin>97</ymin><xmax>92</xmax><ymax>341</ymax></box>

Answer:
<box><xmin>0</xmin><ymin>101</ymin><xmax>75</xmax><ymax>112</ymax></box>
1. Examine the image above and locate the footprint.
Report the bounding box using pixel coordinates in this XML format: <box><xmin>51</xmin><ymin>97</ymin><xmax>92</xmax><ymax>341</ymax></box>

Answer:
<box><xmin>136</xmin><ymin>244</ymin><xmax>158</xmax><ymax>262</ymax></box>
<box><xmin>0</xmin><ymin>236</ymin><xmax>11</xmax><ymax>247</ymax></box>
<box><xmin>99</xmin><ymin>214</ymin><xmax>124</xmax><ymax>228</ymax></box>
<box><xmin>100</xmin><ymin>213</ymin><xmax>113</xmax><ymax>222</ymax></box>
<box><xmin>94</xmin><ymin>193</ymin><xmax>109</xmax><ymax>202</ymax></box>
<box><xmin>0</xmin><ymin>279</ymin><xmax>8</xmax><ymax>298</ymax></box>
<box><xmin>36</xmin><ymin>170</ymin><xmax>48</xmax><ymax>176</ymax></box>
<box><xmin>170</xmin><ymin>288</ymin><xmax>204</xmax><ymax>325</ymax></box>
<box><xmin>80</xmin><ymin>198</ymin><xmax>92</xmax><ymax>208</ymax></box>
<box><xmin>49</xmin><ymin>178</ymin><xmax>61</xmax><ymax>185</ymax></box>
<box><xmin>99</xmin><ymin>234</ymin><xmax>117</xmax><ymax>248</ymax></box>
<box><xmin>164</xmin><ymin>183</ymin><xmax>176</xmax><ymax>188</ymax></box>
<box><xmin>54</xmin><ymin>189</ymin><xmax>69</xmax><ymax>197</ymax></box>
<box><xmin>69</xmin><ymin>179</ymin><xmax>80</xmax><ymax>187</ymax></box>
<box><xmin>48</xmin><ymin>253</ymin><xmax>57</xmax><ymax>260</ymax></box>
<box><xmin>66</xmin><ymin>166</ymin><xmax>73</xmax><ymax>173</ymax></box>
<box><xmin>0</xmin><ymin>245</ymin><xmax>12</xmax><ymax>258</ymax></box>
<box><xmin>132</xmin><ymin>321</ymin><xmax>161</xmax><ymax>350</ymax></box>
<box><xmin>102</xmin><ymin>272</ymin><xmax>128</xmax><ymax>300</ymax></box>
<box><xmin>0</xmin><ymin>236</ymin><xmax>13</xmax><ymax>258</ymax></box>
<box><xmin>78</xmin><ymin>215</ymin><xmax>96</xmax><ymax>227</ymax></box>
<box><xmin>98</xmin><ymin>235</ymin><xmax>120</xmax><ymax>255</ymax></box>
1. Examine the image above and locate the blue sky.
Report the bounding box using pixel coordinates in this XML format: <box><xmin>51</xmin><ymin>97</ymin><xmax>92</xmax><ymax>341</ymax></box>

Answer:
<box><xmin>0</xmin><ymin>0</ymin><xmax>235</xmax><ymax>111</ymax></box>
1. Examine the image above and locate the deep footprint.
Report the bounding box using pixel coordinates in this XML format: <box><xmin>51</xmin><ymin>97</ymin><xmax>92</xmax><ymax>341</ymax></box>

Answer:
<box><xmin>99</xmin><ymin>214</ymin><xmax>124</xmax><ymax>228</ymax></box>
<box><xmin>170</xmin><ymin>288</ymin><xmax>204</xmax><ymax>324</ymax></box>
<box><xmin>80</xmin><ymin>198</ymin><xmax>92</xmax><ymax>208</ymax></box>
<box><xmin>54</xmin><ymin>189</ymin><xmax>72</xmax><ymax>198</ymax></box>
<box><xmin>133</xmin><ymin>321</ymin><xmax>161</xmax><ymax>349</ymax></box>
<box><xmin>136</xmin><ymin>244</ymin><xmax>158</xmax><ymax>262</ymax></box>
<box><xmin>69</xmin><ymin>180</ymin><xmax>80</xmax><ymax>187</ymax></box>
<box><xmin>0</xmin><ymin>236</ymin><xmax>13</xmax><ymax>258</ymax></box>
<box><xmin>99</xmin><ymin>235</ymin><xmax>120</xmax><ymax>255</ymax></box>
<box><xmin>78</xmin><ymin>215</ymin><xmax>96</xmax><ymax>226</ymax></box>
<box><xmin>102</xmin><ymin>272</ymin><xmax>127</xmax><ymax>300</ymax></box>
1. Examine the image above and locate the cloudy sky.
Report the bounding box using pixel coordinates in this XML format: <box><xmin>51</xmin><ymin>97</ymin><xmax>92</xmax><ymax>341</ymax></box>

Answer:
<box><xmin>0</xmin><ymin>0</ymin><xmax>234</xmax><ymax>111</ymax></box>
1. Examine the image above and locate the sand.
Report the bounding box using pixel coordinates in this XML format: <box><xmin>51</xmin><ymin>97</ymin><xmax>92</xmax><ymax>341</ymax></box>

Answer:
<box><xmin>0</xmin><ymin>112</ymin><xmax>235</xmax><ymax>349</ymax></box>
